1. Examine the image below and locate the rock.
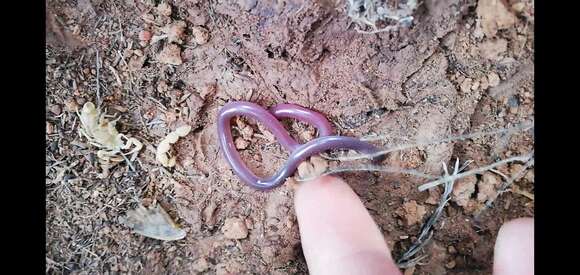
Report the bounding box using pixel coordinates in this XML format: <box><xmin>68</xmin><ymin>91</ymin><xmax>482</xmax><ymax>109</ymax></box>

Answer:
<box><xmin>142</xmin><ymin>13</ymin><xmax>155</xmax><ymax>23</ymax></box>
<box><xmin>76</xmin><ymin>97</ymin><xmax>87</xmax><ymax>106</ymax></box>
<box><xmin>164</xmin><ymin>20</ymin><xmax>187</xmax><ymax>44</ymax></box>
<box><xmin>448</xmin><ymin>245</ymin><xmax>457</xmax><ymax>254</ymax></box>
<box><xmin>297</xmin><ymin>161</ymin><xmax>315</xmax><ymax>179</ymax></box>
<box><xmin>401</xmin><ymin>200</ymin><xmax>427</xmax><ymax>226</ymax></box>
<box><xmin>46</xmin><ymin>122</ymin><xmax>55</xmax><ymax>134</ymax></box>
<box><xmin>187</xmin><ymin>8</ymin><xmax>209</xmax><ymax>26</ymax></box>
<box><xmin>452</xmin><ymin>175</ymin><xmax>477</xmax><ymax>207</ymax></box>
<box><xmin>156</xmin><ymin>80</ymin><xmax>169</xmax><ymax>93</ymax></box>
<box><xmin>157</xmin><ymin>44</ymin><xmax>183</xmax><ymax>65</ymax></box>
<box><xmin>49</xmin><ymin>104</ymin><xmax>62</xmax><ymax>115</ymax></box>
<box><xmin>236</xmin><ymin>119</ymin><xmax>254</xmax><ymax>140</ymax></box>
<box><xmin>156</xmin><ymin>2</ymin><xmax>172</xmax><ymax>17</ymax></box>
<box><xmin>239</xmin><ymin>126</ymin><xmax>254</xmax><ymax>140</ymax></box>
<box><xmin>138</xmin><ymin>30</ymin><xmax>152</xmax><ymax>43</ymax></box>
<box><xmin>471</xmin><ymin>80</ymin><xmax>480</xmax><ymax>90</ymax></box>
<box><xmin>509</xmin><ymin>163</ymin><xmax>524</xmax><ymax>176</ymax></box>
<box><xmin>200</xmin><ymin>83</ymin><xmax>217</xmax><ymax>99</ymax></box>
<box><xmin>285</xmin><ymin>177</ymin><xmax>299</xmax><ymax>191</ymax></box>
<box><xmin>445</xmin><ymin>260</ymin><xmax>457</xmax><ymax>269</ymax></box>
<box><xmin>64</xmin><ymin>98</ymin><xmax>79</xmax><ymax>112</ymax></box>
<box><xmin>191</xmin><ymin>26</ymin><xmax>210</xmax><ymax>45</ymax></box>
<box><xmin>460</xmin><ymin>78</ymin><xmax>473</xmax><ymax>93</ymax></box>
<box><xmin>425</xmin><ymin>188</ymin><xmax>440</xmax><ymax>205</ymax></box>
<box><xmin>480</xmin><ymin>39</ymin><xmax>508</xmax><ymax>61</ymax></box>
<box><xmin>524</xmin><ymin>168</ymin><xmax>534</xmax><ymax>182</ymax></box>
<box><xmin>310</xmin><ymin>156</ymin><xmax>328</xmax><ymax>175</ymax></box>
<box><xmin>202</xmin><ymin>201</ymin><xmax>218</xmax><ymax>227</ymax></box>
<box><xmin>234</xmin><ymin>137</ymin><xmax>249</xmax><ymax>150</ymax></box>
<box><xmin>480</xmin><ymin>75</ymin><xmax>490</xmax><ymax>90</ymax></box>
<box><xmin>245</xmin><ymin>218</ymin><xmax>254</xmax><ymax>230</ymax></box>
<box><xmin>511</xmin><ymin>2</ymin><xmax>526</xmax><ymax>13</ymax></box>
<box><xmin>477</xmin><ymin>172</ymin><xmax>500</xmax><ymax>203</ymax></box>
<box><xmin>297</xmin><ymin>156</ymin><xmax>328</xmax><ymax>179</ymax></box>
<box><xmin>476</xmin><ymin>0</ymin><xmax>517</xmax><ymax>38</ymax></box>
<box><xmin>488</xmin><ymin>71</ymin><xmax>501</xmax><ymax>87</ymax></box>
<box><xmin>222</xmin><ymin>217</ymin><xmax>248</xmax><ymax>239</ymax></box>
<box><xmin>191</xmin><ymin>258</ymin><xmax>209</xmax><ymax>272</ymax></box>
<box><xmin>299</xmin><ymin>127</ymin><xmax>315</xmax><ymax>141</ymax></box>
<box><xmin>128</xmin><ymin>55</ymin><xmax>146</xmax><ymax>71</ymax></box>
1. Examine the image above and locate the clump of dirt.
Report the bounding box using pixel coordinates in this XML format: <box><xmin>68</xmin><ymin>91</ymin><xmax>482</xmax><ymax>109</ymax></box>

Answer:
<box><xmin>46</xmin><ymin>0</ymin><xmax>534</xmax><ymax>274</ymax></box>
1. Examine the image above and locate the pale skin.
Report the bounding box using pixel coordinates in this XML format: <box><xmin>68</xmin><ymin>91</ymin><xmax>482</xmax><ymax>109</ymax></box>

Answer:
<box><xmin>295</xmin><ymin>176</ymin><xmax>534</xmax><ymax>275</ymax></box>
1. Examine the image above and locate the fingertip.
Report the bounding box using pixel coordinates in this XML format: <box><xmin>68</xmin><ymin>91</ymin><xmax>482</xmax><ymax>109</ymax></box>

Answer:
<box><xmin>294</xmin><ymin>176</ymin><xmax>352</xmax><ymax>209</ymax></box>
<box><xmin>294</xmin><ymin>176</ymin><xmax>401</xmax><ymax>275</ymax></box>
<box><xmin>493</xmin><ymin>217</ymin><xmax>534</xmax><ymax>275</ymax></box>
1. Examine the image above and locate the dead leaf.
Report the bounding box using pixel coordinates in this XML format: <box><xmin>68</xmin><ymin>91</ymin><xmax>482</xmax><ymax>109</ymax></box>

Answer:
<box><xmin>123</xmin><ymin>204</ymin><xmax>186</xmax><ymax>241</ymax></box>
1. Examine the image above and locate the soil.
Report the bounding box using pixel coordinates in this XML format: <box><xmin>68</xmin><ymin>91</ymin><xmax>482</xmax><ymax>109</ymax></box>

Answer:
<box><xmin>46</xmin><ymin>0</ymin><xmax>534</xmax><ymax>274</ymax></box>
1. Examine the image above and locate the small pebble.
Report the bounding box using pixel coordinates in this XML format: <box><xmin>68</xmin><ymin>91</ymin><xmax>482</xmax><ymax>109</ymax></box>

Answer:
<box><xmin>401</xmin><ymin>200</ymin><xmax>426</xmax><ymax>226</ymax></box>
<box><xmin>101</xmin><ymin>226</ymin><xmax>111</xmax><ymax>235</ymax></box>
<box><xmin>139</xmin><ymin>30</ymin><xmax>152</xmax><ymax>42</ymax></box>
<box><xmin>76</xmin><ymin>97</ymin><xmax>87</xmax><ymax>106</ymax></box>
<box><xmin>245</xmin><ymin>218</ymin><xmax>254</xmax><ymax>230</ymax></box>
<box><xmin>446</xmin><ymin>260</ymin><xmax>456</xmax><ymax>269</ymax></box>
<box><xmin>202</xmin><ymin>202</ymin><xmax>218</xmax><ymax>227</ymax></box>
<box><xmin>310</xmin><ymin>156</ymin><xmax>328</xmax><ymax>176</ymax></box>
<box><xmin>200</xmin><ymin>83</ymin><xmax>217</xmax><ymax>99</ymax></box>
<box><xmin>165</xmin><ymin>21</ymin><xmax>187</xmax><ymax>44</ymax></box>
<box><xmin>448</xmin><ymin>245</ymin><xmax>457</xmax><ymax>254</ymax></box>
<box><xmin>524</xmin><ymin>169</ymin><xmax>534</xmax><ymax>182</ymax></box>
<box><xmin>157</xmin><ymin>80</ymin><xmax>169</xmax><ymax>93</ymax></box>
<box><xmin>480</xmin><ymin>76</ymin><xmax>490</xmax><ymax>90</ymax></box>
<box><xmin>297</xmin><ymin>161</ymin><xmax>315</xmax><ymax>179</ymax></box>
<box><xmin>222</xmin><ymin>217</ymin><xmax>249</xmax><ymax>239</ymax></box>
<box><xmin>512</xmin><ymin>2</ymin><xmax>526</xmax><ymax>13</ymax></box>
<box><xmin>191</xmin><ymin>26</ymin><xmax>210</xmax><ymax>45</ymax></box>
<box><xmin>471</xmin><ymin>80</ymin><xmax>480</xmax><ymax>91</ymax></box>
<box><xmin>50</xmin><ymin>104</ymin><xmax>62</xmax><ymax>115</ymax></box>
<box><xmin>508</xmin><ymin>106</ymin><xmax>519</xmax><ymax>114</ymax></box>
<box><xmin>234</xmin><ymin>137</ymin><xmax>249</xmax><ymax>150</ymax></box>
<box><xmin>156</xmin><ymin>2</ymin><xmax>172</xmax><ymax>17</ymax></box>
<box><xmin>46</xmin><ymin>122</ymin><xmax>55</xmax><ymax>134</ymax></box>
<box><xmin>113</xmin><ymin>169</ymin><xmax>124</xmax><ymax>178</ymax></box>
<box><xmin>157</xmin><ymin>44</ymin><xmax>183</xmax><ymax>65</ymax></box>
<box><xmin>64</xmin><ymin>98</ymin><xmax>79</xmax><ymax>112</ymax></box>
<box><xmin>191</xmin><ymin>258</ymin><xmax>209</xmax><ymax>272</ymax></box>
<box><xmin>488</xmin><ymin>72</ymin><xmax>501</xmax><ymax>87</ymax></box>
<box><xmin>240</xmin><ymin>126</ymin><xmax>254</xmax><ymax>140</ymax></box>
<box><xmin>460</xmin><ymin>78</ymin><xmax>473</xmax><ymax>93</ymax></box>
<box><xmin>142</xmin><ymin>13</ymin><xmax>155</xmax><ymax>23</ymax></box>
